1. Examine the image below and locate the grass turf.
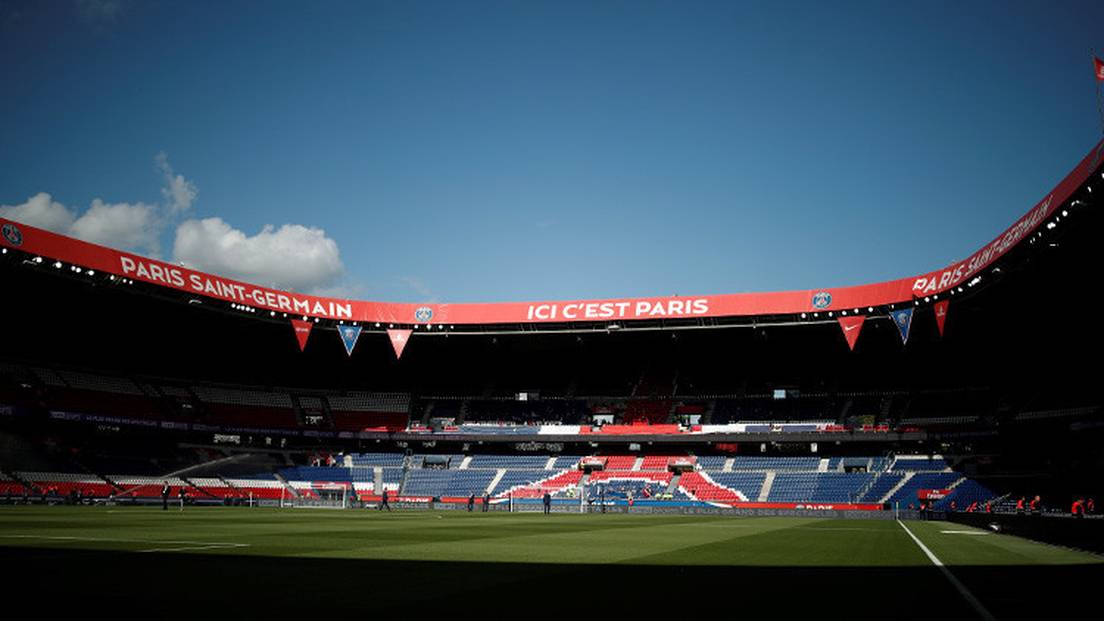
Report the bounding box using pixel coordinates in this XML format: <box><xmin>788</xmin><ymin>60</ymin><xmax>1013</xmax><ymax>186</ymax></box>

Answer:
<box><xmin>2</xmin><ymin>506</ymin><xmax>1100</xmax><ymax>617</ymax></box>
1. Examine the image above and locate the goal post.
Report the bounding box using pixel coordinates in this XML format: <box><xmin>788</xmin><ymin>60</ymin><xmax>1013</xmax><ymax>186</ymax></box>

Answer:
<box><xmin>316</xmin><ymin>483</ymin><xmax>349</xmax><ymax>509</ymax></box>
<box><xmin>506</xmin><ymin>484</ymin><xmax>587</xmax><ymax>513</ymax></box>
<box><xmin>282</xmin><ymin>483</ymin><xmax>350</xmax><ymax>509</ymax></box>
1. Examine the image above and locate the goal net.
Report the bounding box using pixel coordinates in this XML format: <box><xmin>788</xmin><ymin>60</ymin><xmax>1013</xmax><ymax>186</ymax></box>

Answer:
<box><xmin>281</xmin><ymin>483</ymin><xmax>350</xmax><ymax>509</ymax></box>
<box><xmin>504</xmin><ymin>485</ymin><xmax>587</xmax><ymax>513</ymax></box>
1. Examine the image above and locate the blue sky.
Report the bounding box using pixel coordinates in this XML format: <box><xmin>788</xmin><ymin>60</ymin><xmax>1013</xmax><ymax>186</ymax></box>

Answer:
<box><xmin>2</xmin><ymin>1</ymin><xmax>1102</xmax><ymax>302</ymax></box>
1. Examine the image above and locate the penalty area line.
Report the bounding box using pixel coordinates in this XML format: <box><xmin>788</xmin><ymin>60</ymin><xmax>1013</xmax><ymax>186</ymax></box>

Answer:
<box><xmin>897</xmin><ymin>520</ymin><xmax>995</xmax><ymax>621</ymax></box>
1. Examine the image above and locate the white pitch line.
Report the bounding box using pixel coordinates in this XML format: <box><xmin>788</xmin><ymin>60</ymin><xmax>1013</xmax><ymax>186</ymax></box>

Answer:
<box><xmin>1</xmin><ymin>534</ymin><xmax>250</xmax><ymax>553</ymax></box>
<box><xmin>139</xmin><ymin>544</ymin><xmax>248</xmax><ymax>553</ymax></box>
<box><xmin>897</xmin><ymin>520</ymin><xmax>995</xmax><ymax>621</ymax></box>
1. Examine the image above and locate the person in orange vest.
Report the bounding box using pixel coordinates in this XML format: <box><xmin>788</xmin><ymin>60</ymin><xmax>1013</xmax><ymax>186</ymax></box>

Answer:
<box><xmin>1087</xmin><ymin>498</ymin><xmax>1096</xmax><ymax>514</ymax></box>
<box><xmin>1016</xmin><ymin>497</ymin><xmax>1025</xmax><ymax>514</ymax></box>
<box><xmin>1029</xmin><ymin>495</ymin><xmax>1040</xmax><ymax>512</ymax></box>
<box><xmin>985</xmin><ymin>501</ymin><xmax>992</xmax><ymax>513</ymax></box>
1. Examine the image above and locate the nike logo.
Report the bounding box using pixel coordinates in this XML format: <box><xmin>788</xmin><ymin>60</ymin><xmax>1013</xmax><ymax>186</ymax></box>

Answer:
<box><xmin>845</xmin><ymin>325</ymin><xmax>858</xmax><ymax>332</ymax></box>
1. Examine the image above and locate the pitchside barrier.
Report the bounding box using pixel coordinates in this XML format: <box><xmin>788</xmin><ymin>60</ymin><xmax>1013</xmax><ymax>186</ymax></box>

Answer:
<box><xmin>948</xmin><ymin>511</ymin><xmax>1104</xmax><ymax>554</ymax></box>
<box><xmin>2</xmin><ymin>496</ymin><xmax>939</xmax><ymax>520</ymax></box>
<box><xmin>390</xmin><ymin>499</ymin><xmax>906</xmax><ymax>519</ymax></box>
<box><xmin>447</xmin><ymin>493</ymin><xmax>908</xmax><ymax>519</ymax></box>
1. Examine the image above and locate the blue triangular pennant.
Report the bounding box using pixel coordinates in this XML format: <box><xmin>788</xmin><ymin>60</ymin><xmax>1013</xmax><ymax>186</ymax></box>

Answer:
<box><xmin>339</xmin><ymin>325</ymin><xmax>362</xmax><ymax>356</ymax></box>
<box><xmin>890</xmin><ymin>308</ymin><xmax>913</xmax><ymax>345</ymax></box>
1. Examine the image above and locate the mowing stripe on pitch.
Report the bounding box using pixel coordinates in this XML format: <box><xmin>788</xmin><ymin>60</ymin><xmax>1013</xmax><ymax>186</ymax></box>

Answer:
<box><xmin>897</xmin><ymin>520</ymin><xmax>995</xmax><ymax>621</ymax></box>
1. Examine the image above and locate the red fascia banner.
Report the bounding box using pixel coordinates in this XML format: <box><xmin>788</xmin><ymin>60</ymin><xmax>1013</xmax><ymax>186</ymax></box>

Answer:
<box><xmin>910</xmin><ymin>138</ymin><xmax>1104</xmax><ymax>299</ymax></box>
<box><xmin>291</xmin><ymin>319</ymin><xmax>313</xmax><ymax>351</ymax></box>
<box><xmin>2</xmin><ymin>139</ymin><xmax>1100</xmax><ymax>326</ymax></box>
<box><xmin>934</xmin><ymin>300</ymin><xmax>949</xmax><ymax>337</ymax></box>
<box><xmin>0</xmin><ymin>216</ymin><xmax>921</xmax><ymax>323</ymax></box>
<box><xmin>387</xmin><ymin>329</ymin><xmax>412</xmax><ymax>359</ymax></box>
<box><xmin>918</xmin><ymin>489</ymin><xmax>951</xmax><ymax>500</ymax></box>
<box><xmin>838</xmin><ymin>315</ymin><xmax>865</xmax><ymax>350</ymax></box>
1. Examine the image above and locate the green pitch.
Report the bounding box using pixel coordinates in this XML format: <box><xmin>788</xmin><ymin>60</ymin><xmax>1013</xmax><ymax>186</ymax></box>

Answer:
<box><xmin>2</xmin><ymin>507</ymin><xmax>1099</xmax><ymax>618</ymax></box>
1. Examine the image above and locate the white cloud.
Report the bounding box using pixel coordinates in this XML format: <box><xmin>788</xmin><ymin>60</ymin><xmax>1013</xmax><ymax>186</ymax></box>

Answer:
<box><xmin>156</xmin><ymin>152</ymin><xmax>196</xmax><ymax>215</ymax></box>
<box><xmin>70</xmin><ymin>199</ymin><xmax>162</xmax><ymax>256</ymax></box>
<box><xmin>0</xmin><ymin>192</ymin><xmax>163</xmax><ymax>255</ymax></box>
<box><xmin>2</xmin><ymin>154</ymin><xmax>348</xmax><ymax>294</ymax></box>
<box><xmin>0</xmin><ymin>192</ymin><xmax>76</xmax><ymax>233</ymax></box>
<box><xmin>173</xmin><ymin>217</ymin><xmax>345</xmax><ymax>294</ymax></box>
<box><xmin>0</xmin><ymin>154</ymin><xmax>196</xmax><ymax>257</ymax></box>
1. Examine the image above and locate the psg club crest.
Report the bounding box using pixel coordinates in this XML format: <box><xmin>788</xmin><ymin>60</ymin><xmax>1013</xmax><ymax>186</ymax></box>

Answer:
<box><xmin>1</xmin><ymin>223</ymin><xmax>22</xmax><ymax>247</ymax></box>
<box><xmin>811</xmin><ymin>291</ymin><xmax>832</xmax><ymax>310</ymax></box>
<box><xmin>339</xmin><ymin>325</ymin><xmax>362</xmax><ymax>357</ymax></box>
<box><xmin>414</xmin><ymin>306</ymin><xmax>433</xmax><ymax>322</ymax></box>
<box><xmin>890</xmin><ymin>308</ymin><xmax>914</xmax><ymax>345</ymax></box>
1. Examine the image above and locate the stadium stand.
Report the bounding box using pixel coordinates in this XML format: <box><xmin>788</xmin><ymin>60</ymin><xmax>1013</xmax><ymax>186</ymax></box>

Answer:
<box><xmin>857</xmin><ymin>472</ymin><xmax>906</xmax><ymax>503</ymax></box>
<box><xmin>501</xmin><ymin>470</ymin><xmax>585</xmax><ymax>499</ymax></box>
<box><xmin>467</xmin><ymin>455</ymin><xmax>548</xmax><ymax>469</ymax></box>
<box><xmin>768</xmin><ymin>473</ymin><xmax>873</xmax><ymax>503</ymax></box>
<box><xmin>934</xmin><ymin>479</ymin><xmax>997</xmax><ymax>511</ymax></box>
<box><xmin>890</xmin><ymin>456</ymin><xmax>951</xmax><ymax>472</ymax></box>
<box><xmin>0</xmin><ymin>448</ymin><xmax>1012</xmax><ymax>510</ymax></box>
<box><xmin>16</xmin><ymin>472</ymin><xmax>115</xmax><ymax>498</ymax></box>
<box><xmin>403</xmin><ymin>470</ymin><xmax>497</xmax><ymax>498</ymax></box>
<box><xmin>730</xmin><ymin>457</ymin><xmax>820</xmax><ymax>472</ymax></box>
<box><xmin>349</xmin><ymin>453</ymin><xmax>405</xmax><ymax>467</ymax></box>
<box><xmin>680</xmin><ymin>472</ymin><xmax>761</xmax><ymax>503</ymax></box>
<box><xmin>885</xmin><ymin>472</ymin><xmax>962</xmax><ymax>507</ymax></box>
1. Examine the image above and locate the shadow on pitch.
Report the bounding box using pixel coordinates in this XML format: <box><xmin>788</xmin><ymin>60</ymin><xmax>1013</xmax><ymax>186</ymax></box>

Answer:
<box><xmin>5</xmin><ymin>546</ymin><xmax>1101</xmax><ymax>618</ymax></box>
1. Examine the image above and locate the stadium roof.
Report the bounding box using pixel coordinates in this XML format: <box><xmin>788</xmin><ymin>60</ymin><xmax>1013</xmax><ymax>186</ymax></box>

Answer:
<box><xmin>3</xmin><ymin>139</ymin><xmax>1102</xmax><ymax>330</ymax></box>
